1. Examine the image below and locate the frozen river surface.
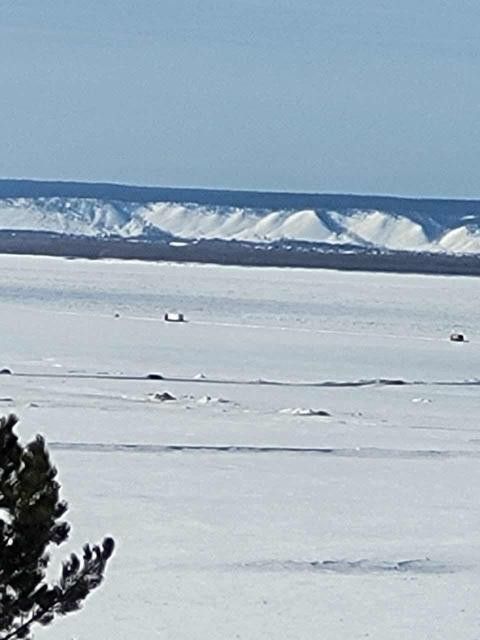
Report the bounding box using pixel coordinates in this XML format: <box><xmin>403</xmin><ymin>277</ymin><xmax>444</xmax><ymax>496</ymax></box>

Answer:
<box><xmin>1</xmin><ymin>255</ymin><xmax>480</xmax><ymax>639</ymax></box>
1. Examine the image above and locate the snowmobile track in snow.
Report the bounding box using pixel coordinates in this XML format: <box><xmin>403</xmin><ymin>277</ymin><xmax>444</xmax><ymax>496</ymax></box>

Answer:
<box><xmin>49</xmin><ymin>442</ymin><xmax>480</xmax><ymax>460</ymax></box>
<box><xmin>10</xmin><ymin>371</ymin><xmax>480</xmax><ymax>389</ymax></box>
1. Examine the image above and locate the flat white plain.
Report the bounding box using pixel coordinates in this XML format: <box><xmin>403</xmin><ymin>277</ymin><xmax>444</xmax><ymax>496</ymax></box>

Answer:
<box><xmin>1</xmin><ymin>255</ymin><xmax>480</xmax><ymax>639</ymax></box>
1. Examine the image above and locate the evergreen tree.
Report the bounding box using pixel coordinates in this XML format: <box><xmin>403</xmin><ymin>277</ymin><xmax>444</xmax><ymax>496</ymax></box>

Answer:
<box><xmin>0</xmin><ymin>414</ymin><xmax>114</xmax><ymax>639</ymax></box>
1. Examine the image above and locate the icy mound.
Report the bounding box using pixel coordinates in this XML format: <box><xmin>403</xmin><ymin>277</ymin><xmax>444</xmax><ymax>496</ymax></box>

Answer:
<box><xmin>0</xmin><ymin>198</ymin><xmax>135</xmax><ymax>237</ymax></box>
<box><xmin>438</xmin><ymin>226</ymin><xmax>480</xmax><ymax>254</ymax></box>
<box><xmin>141</xmin><ymin>204</ymin><xmax>339</xmax><ymax>243</ymax></box>
<box><xmin>279</xmin><ymin>407</ymin><xmax>331</xmax><ymax>416</ymax></box>
<box><xmin>338</xmin><ymin>210</ymin><xmax>430</xmax><ymax>251</ymax></box>
<box><xmin>1</xmin><ymin>192</ymin><xmax>480</xmax><ymax>255</ymax></box>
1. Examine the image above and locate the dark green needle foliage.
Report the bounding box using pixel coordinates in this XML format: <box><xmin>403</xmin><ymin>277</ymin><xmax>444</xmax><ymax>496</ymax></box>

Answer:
<box><xmin>0</xmin><ymin>414</ymin><xmax>114</xmax><ymax>639</ymax></box>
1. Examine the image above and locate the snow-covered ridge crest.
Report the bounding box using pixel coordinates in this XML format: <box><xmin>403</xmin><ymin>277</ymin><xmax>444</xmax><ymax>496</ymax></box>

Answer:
<box><xmin>0</xmin><ymin>196</ymin><xmax>480</xmax><ymax>254</ymax></box>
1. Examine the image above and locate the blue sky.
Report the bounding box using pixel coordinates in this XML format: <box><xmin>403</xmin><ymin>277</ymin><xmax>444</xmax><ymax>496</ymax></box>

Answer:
<box><xmin>0</xmin><ymin>0</ymin><xmax>479</xmax><ymax>197</ymax></box>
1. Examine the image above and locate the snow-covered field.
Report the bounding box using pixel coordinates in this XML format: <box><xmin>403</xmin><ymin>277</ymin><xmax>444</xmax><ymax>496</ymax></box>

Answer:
<box><xmin>2</xmin><ymin>255</ymin><xmax>480</xmax><ymax>639</ymax></box>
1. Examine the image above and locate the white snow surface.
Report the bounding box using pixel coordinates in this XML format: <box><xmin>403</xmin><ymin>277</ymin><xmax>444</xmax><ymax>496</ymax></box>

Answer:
<box><xmin>335</xmin><ymin>209</ymin><xmax>430</xmax><ymax>251</ymax></box>
<box><xmin>2</xmin><ymin>255</ymin><xmax>480</xmax><ymax>638</ymax></box>
<box><xmin>2</xmin><ymin>196</ymin><xmax>480</xmax><ymax>253</ymax></box>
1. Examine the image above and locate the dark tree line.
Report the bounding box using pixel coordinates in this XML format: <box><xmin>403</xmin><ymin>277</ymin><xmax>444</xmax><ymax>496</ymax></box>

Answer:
<box><xmin>0</xmin><ymin>414</ymin><xmax>114</xmax><ymax>639</ymax></box>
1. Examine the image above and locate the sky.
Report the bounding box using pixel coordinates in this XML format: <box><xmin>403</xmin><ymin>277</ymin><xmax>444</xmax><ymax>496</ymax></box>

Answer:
<box><xmin>0</xmin><ymin>0</ymin><xmax>479</xmax><ymax>198</ymax></box>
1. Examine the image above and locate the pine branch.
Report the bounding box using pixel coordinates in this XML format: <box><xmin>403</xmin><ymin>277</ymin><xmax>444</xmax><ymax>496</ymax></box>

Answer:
<box><xmin>0</xmin><ymin>605</ymin><xmax>46</xmax><ymax>640</ymax></box>
<box><xmin>0</xmin><ymin>415</ymin><xmax>115</xmax><ymax>639</ymax></box>
<box><xmin>0</xmin><ymin>538</ymin><xmax>114</xmax><ymax>640</ymax></box>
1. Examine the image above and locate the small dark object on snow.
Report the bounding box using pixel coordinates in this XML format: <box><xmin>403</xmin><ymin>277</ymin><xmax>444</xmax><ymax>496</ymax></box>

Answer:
<box><xmin>146</xmin><ymin>373</ymin><xmax>164</xmax><ymax>380</ymax></box>
<box><xmin>164</xmin><ymin>312</ymin><xmax>185</xmax><ymax>322</ymax></box>
<box><xmin>0</xmin><ymin>367</ymin><xmax>12</xmax><ymax>375</ymax></box>
<box><xmin>153</xmin><ymin>391</ymin><xmax>176</xmax><ymax>402</ymax></box>
<box><xmin>114</xmin><ymin>312</ymin><xmax>121</xmax><ymax>318</ymax></box>
<box><xmin>450</xmin><ymin>333</ymin><xmax>465</xmax><ymax>343</ymax></box>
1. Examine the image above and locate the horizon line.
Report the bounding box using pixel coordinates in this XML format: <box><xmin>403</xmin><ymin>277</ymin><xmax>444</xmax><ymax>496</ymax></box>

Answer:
<box><xmin>0</xmin><ymin>176</ymin><xmax>479</xmax><ymax>204</ymax></box>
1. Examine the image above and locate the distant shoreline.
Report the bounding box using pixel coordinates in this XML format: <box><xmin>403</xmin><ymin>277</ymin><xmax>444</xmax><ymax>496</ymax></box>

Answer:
<box><xmin>0</xmin><ymin>179</ymin><xmax>480</xmax><ymax>269</ymax></box>
<box><xmin>2</xmin><ymin>231</ymin><xmax>480</xmax><ymax>277</ymax></box>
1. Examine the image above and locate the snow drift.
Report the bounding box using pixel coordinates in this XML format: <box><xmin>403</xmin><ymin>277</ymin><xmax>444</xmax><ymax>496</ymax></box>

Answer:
<box><xmin>0</xmin><ymin>183</ymin><xmax>480</xmax><ymax>255</ymax></box>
